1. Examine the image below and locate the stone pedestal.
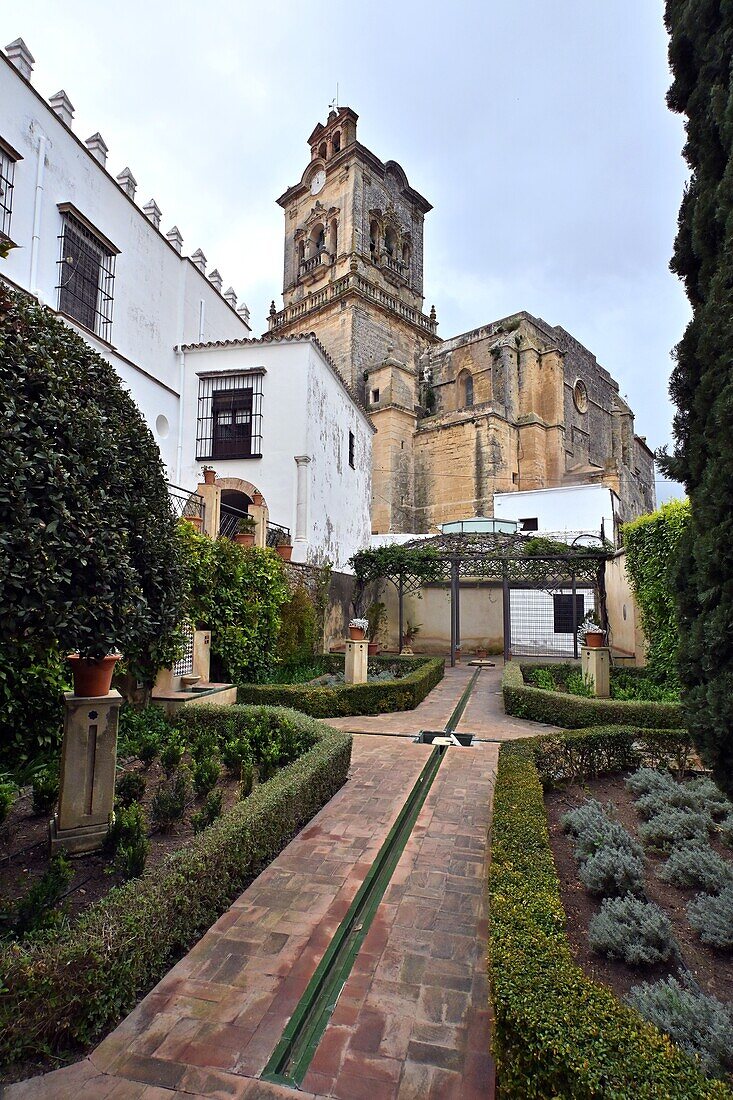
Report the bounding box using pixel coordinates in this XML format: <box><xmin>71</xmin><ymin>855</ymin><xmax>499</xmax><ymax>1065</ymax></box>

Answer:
<box><xmin>344</xmin><ymin>640</ymin><xmax>368</xmax><ymax>685</ymax></box>
<box><xmin>193</xmin><ymin>630</ymin><xmax>211</xmax><ymax>681</ymax></box>
<box><xmin>50</xmin><ymin>690</ymin><xmax>122</xmax><ymax>855</ymax></box>
<box><xmin>197</xmin><ymin>482</ymin><xmax>221</xmax><ymax>539</ymax></box>
<box><xmin>581</xmin><ymin>646</ymin><xmax>610</xmax><ymax>698</ymax></box>
<box><xmin>248</xmin><ymin>502</ymin><xmax>268</xmax><ymax>548</ymax></box>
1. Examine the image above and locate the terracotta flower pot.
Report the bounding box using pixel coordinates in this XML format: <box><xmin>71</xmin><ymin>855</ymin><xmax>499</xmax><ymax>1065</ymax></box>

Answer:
<box><xmin>252</xmin><ymin>491</ymin><xmax>264</xmax><ymax>506</ymax></box>
<box><xmin>276</xmin><ymin>545</ymin><xmax>293</xmax><ymax>561</ymax></box>
<box><xmin>585</xmin><ymin>632</ymin><xmax>605</xmax><ymax>649</ymax></box>
<box><xmin>349</xmin><ymin>626</ymin><xmax>366</xmax><ymax>641</ymax></box>
<box><xmin>368</xmin><ymin>642</ymin><xmax>380</xmax><ymax>656</ymax></box>
<box><xmin>203</xmin><ymin>469</ymin><xmax>216</xmax><ymax>485</ymax></box>
<box><xmin>182</xmin><ymin>514</ymin><xmax>202</xmax><ymax>531</ymax></box>
<box><xmin>67</xmin><ymin>653</ymin><xmax>122</xmax><ymax>697</ymax></box>
<box><xmin>234</xmin><ymin>532</ymin><xmax>255</xmax><ymax>547</ymax></box>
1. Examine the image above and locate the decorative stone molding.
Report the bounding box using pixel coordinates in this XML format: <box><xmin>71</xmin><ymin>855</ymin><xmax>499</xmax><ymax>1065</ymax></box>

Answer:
<box><xmin>5</xmin><ymin>38</ymin><xmax>34</xmax><ymax>80</ymax></box>
<box><xmin>223</xmin><ymin>286</ymin><xmax>237</xmax><ymax>308</ymax></box>
<box><xmin>85</xmin><ymin>132</ymin><xmax>108</xmax><ymax>166</ymax></box>
<box><xmin>142</xmin><ymin>198</ymin><xmax>162</xmax><ymax>229</ymax></box>
<box><xmin>208</xmin><ymin>268</ymin><xmax>223</xmax><ymax>291</ymax></box>
<box><xmin>49</xmin><ymin>90</ymin><xmax>75</xmax><ymax>126</ymax></box>
<box><xmin>116</xmin><ymin>167</ymin><xmax>137</xmax><ymax>199</ymax></box>
<box><xmin>191</xmin><ymin>248</ymin><xmax>207</xmax><ymax>273</ymax></box>
<box><xmin>166</xmin><ymin>226</ymin><xmax>184</xmax><ymax>253</ymax></box>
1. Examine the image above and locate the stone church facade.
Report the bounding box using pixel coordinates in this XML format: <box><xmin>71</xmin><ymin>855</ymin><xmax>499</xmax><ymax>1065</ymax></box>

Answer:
<box><xmin>267</xmin><ymin>107</ymin><xmax>656</xmax><ymax>534</ymax></box>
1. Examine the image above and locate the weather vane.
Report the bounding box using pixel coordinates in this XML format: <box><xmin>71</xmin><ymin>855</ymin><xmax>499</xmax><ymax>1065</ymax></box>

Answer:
<box><xmin>329</xmin><ymin>84</ymin><xmax>339</xmax><ymax>112</ymax></box>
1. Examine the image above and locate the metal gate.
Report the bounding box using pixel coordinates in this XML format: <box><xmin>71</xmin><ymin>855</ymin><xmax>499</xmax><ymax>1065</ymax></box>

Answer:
<box><xmin>508</xmin><ymin>583</ymin><xmax>596</xmax><ymax>659</ymax></box>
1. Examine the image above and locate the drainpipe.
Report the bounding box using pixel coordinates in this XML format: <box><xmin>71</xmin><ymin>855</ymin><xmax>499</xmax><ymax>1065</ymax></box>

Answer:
<box><xmin>198</xmin><ymin>299</ymin><xmax>205</xmax><ymax>342</ymax></box>
<box><xmin>29</xmin><ymin>132</ymin><xmax>47</xmax><ymax>293</ymax></box>
<box><xmin>175</xmin><ymin>348</ymin><xmax>185</xmax><ymax>484</ymax></box>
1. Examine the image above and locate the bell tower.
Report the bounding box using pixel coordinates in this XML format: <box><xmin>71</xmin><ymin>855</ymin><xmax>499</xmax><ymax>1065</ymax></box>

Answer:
<box><xmin>267</xmin><ymin>107</ymin><xmax>439</xmax><ymax>394</ymax></box>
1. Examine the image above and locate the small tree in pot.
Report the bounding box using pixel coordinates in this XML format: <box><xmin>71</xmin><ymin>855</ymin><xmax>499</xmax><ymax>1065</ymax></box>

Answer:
<box><xmin>234</xmin><ymin>515</ymin><xmax>256</xmax><ymax>547</ymax></box>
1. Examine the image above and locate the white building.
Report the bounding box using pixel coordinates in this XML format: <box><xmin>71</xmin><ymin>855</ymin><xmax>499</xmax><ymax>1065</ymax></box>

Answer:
<box><xmin>494</xmin><ymin>484</ymin><xmax>619</xmax><ymax>545</ymax></box>
<box><xmin>0</xmin><ymin>38</ymin><xmax>373</xmax><ymax>568</ymax></box>
<box><xmin>178</xmin><ymin>335</ymin><xmax>374</xmax><ymax>570</ymax></box>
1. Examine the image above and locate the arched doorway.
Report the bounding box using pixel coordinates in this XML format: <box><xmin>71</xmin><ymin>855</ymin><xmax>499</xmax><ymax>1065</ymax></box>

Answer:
<box><xmin>219</xmin><ymin>488</ymin><xmax>251</xmax><ymax>539</ymax></box>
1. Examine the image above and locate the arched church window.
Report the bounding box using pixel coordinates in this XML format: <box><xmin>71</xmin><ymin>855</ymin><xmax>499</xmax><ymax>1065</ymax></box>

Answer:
<box><xmin>458</xmin><ymin>370</ymin><xmax>474</xmax><ymax>408</ymax></box>
<box><xmin>329</xmin><ymin>217</ymin><xmax>338</xmax><ymax>256</ymax></box>
<box><xmin>370</xmin><ymin>219</ymin><xmax>379</xmax><ymax>257</ymax></box>
<box><xmin>298</xmin><ymin>240</ymin><xmax>305</xmax><ymax>266</ymax></box>
<box><xmin>402</xmin><ymin>241</ymin><xmax>411</xmax><ymax>268</ymax></box>
<box><xmin>384</xmin><ymin>226</ymin><xmax>397</xmax><ymax>256</ymax></box>
<box><xmin>332</xmin><ymin>131</ymin><xmax>341</xmax><ymax>153</ymax></box>
<box><xmin>310</xmin><ymin>222</ymin><xmax>325</xmax><ymax>254</ymax></box>
<box><xmin>319</xmin><ymin>141</ymin><xmax>327</xmax><ymax>160</ymax></box>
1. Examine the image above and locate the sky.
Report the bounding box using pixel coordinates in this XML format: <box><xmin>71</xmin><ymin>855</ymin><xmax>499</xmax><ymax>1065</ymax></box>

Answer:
<box><xmin>4</xmin><ymin>0</ymin><xmax>689</xmax><ymax>503</ymax></box>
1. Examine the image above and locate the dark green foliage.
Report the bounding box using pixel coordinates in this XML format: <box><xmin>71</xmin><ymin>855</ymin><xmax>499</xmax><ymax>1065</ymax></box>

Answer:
<box><xmin>622</xmin><ymin>502</ymin><xmax>689</xmax><ymax>688</ymax></box>
<box><xmin>502</xmin><ymin>661</ymin><xmax>684</xmax><ymax>730</ymax></box>
<box><xmin>239</xmin><ymin>762</ymin><xmax>255</xmax><ymax>799</ymax></box>
<box><xmin>114</xmin><ymin>770</ymin><xmax>146</xmax><ymax>809</ymax></box>
<box><xmin>525</xmin><ymin>663</ymin><xmax>679</xmax><ymax>702</ymax></box>
<box><xmin>0</xmin><ymin>781</ymin><xmax>15</xmax><ymax>826</ymax></box>
<box><xmin>687</xmin><ymin>885</ymin><xmax>733</xmax><ymax>950</ymax></box>
<box><xmin>658</xmin><ymin>843</ymin><xmax>733</xmax><ymax>893</ymax></box>
<box><xmin>533</xmin><ymin>726</ymin><xmax>693</xmax><ymax>787</ymax></box>
<box><xmin>488</xmin><ymin>737</ymin><xmax>727</xmax><ymax>1097</ymax></box>
<box><xmin>0</xmin><ymin>643</ymin><xmax>66</xmax><ymax>770</ymax></box>
<box><xmin>191</xmin><ymin>789</ymin><xmax>223</xmax><ymax>834</ymax></box>
<box><xmin>720</xmin><ymin>815</ymin><xmax>733</xmax><ymax>849</ymax></box>
<box><xmin>588</xmin><ymin>897</ymin><xmax>676</xmax><ymax>966</ymax></box>
<box><xmin>238</xmin><ymin>655</ymin><xmax>444</xmax><ymax>717</ymax></box>
<box><xmin>627</xmin><ymin>977</ymin><xmax>733</xmax><ymax>1079</ymax></box>
<box><xmin>0</xmin><ymin>285</ymin><xmax>187</xmax><ymax>684</ymax></box>
<box><xmin>192</xmin><ymin>755</ymin><xmax>220</xmax><ymax>796</ymax></box>
<box><xmin>107</xmin><ymin>803</ymin><xmax>149</xmax><ymax>881</ymax></box>
<box><xmin>528</xmin><ymin>667</ymin><xmax>556</xmax><ymax>691</ymax></box>
<box><xmin>137</xmin><ymin>732</ymin><xmax>161</xmax><ymax>767</ymax></box>
<box><xmin>118</xmin><ymin>706</ymin><xmax>174</xmax><ymax>759</ymax></box>
<box><xmin>31</xmin><ymin>766</ymin><xmax>58</xmax><ymax>816</ymax></box>
<box><xmin>276</xmin><ymin>583</ymin><xmax>318</xmax><ymax>667</ymax></box>
<box><xmin>221</xmin><ymin>734</ymin><xmax>254</xmax><ymax>776</ymax></box>
<box><xmin>150</xmin><ymin>768</ymin><xmax>190</xmax><ymax>832</ymax></box>
<box><xmin>660</xmin><ymin>1</ymin><xmax>733</xmax><ymax>798</ymax></box>
<box><xmin>11</xmin><ymin>854</ymin><xmax>74</xmax><ymax>939</ymax></box>
<box><xmin>0</xmin><ymin>714</ymin><xmax>351</xmax><ymax>1069</ymax></box>
<box><xmin>180</xmin><ymin>524</ymin><xmax>289</xmax><ymax>683</ymax></box>
<box><xmin>160</xmin><ymin>734</ymin><xmax>186</xmax><ymax>775</ymax></box>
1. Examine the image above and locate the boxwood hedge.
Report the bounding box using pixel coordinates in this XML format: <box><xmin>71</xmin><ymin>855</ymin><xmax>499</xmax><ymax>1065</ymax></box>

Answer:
<box><xmin>0</xmin><ymin>707</ymin><xmax>351</xmax><ymax>1072</ymax></box>
<box><xmin>502</xmin><ymin>660</ymin><xmax>683</xmax><ymax>730</ymax></box>
<box><xmin>237</xmin><ymin>654</ymin><xmax>444</xmax><ymax>717</ymax></box>
<box><xmin>489</xmin><ymin>732</ymin><xmax>732</xmax><ymax>1098</ymax></box>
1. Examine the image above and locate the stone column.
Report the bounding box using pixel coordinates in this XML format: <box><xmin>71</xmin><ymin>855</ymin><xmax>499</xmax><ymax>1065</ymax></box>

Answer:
<box><xmin>193</xmin><ymin>630</ymin><xmax>211</xmax><ymax>682</ymax></box>
<box><xmin>581</xmin><ymin>646</ymin><xmax>610</xmax><ymax>698</ymax></box>
<box><xmin>50</xmin><ymin>690</ymin><xmax>122</xmax><ymax>855</ymax></box>
<box><xmin>197</xmin><ymin>481</ymin><xmax>221</xmax><ymax>538</ymax></box>
<box><xmin>294</xmin><ymin>455</ymin><xmax>311</xmax><ymax>544</ymax></box>
<box><xmin>344</xmin><ymin>640</ymin><xmax>368</xmax><ymax>684</ymax></box>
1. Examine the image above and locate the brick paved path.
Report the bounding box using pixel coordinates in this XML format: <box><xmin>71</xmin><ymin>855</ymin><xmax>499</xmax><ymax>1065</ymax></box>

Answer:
<box><xmin>7</xmin><ymin>668</ymin><xmax>508</xmax><ymax>1100</ymax></box>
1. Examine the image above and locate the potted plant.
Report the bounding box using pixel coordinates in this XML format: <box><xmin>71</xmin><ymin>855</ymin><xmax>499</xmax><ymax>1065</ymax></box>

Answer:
<box><xmin>474</xmin><ymin>643</ymin><xmax>488</xmax><ymax>660</ymax></box>
<box><xmin>579</xmin><ymin>610</ymin><xmax>605</xmax><ymax>649</ymax></box>
<box><xmin>252</xmin><ymin>490</ymin><xmax>264</xmax><ymax>506</ymax></box>
<box><xmin>273</xmin><ymin>529</ymin><xmax>293</xmax><ymax>561</ymax></box>
<box><xmin>366</xmin><ymin>600</ymin><xmax>388</xmax><ymax>655</ymax></box>
<box><xmin>67</xmin><ymin>651</ymin><xmax>122</xmax><ymax>697</ymax></box>
<box><xmin>401</xmin><ymin>620</ymin><xmax>421</xmax><ymax>654</ymax></box>
<box><xmin>234</xmin><ymin>515</ymin><xmax>256</xmax><ymax>547</ymax></box>
<box><xmin>349</xmin><ymin>617</ymin><xmax>369</xmax><ymax>641</ymax></box>
<box><xmin>202</xmin><ymin>465</ymin><xmax>217</xmax><ymax>486</ymax></box>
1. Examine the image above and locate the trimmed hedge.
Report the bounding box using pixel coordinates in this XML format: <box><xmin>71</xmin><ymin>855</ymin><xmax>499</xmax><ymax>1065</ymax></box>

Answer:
<box><xmin>502</xmin><ymin>660</ymin><xmax>683</xmax><ymax>729</ymax></box>
<box><xmin>489</xmin><ymin>733</ymin><xmax>732</xmax><ymax>1098</ymax></box>
<box><xmin>0</xmin><ymin>707</ymin><xmax>351</xmax><ymax>1071</ymax></box>
<box><xmin>533</xmin><ymin>725</ymin><xmax>695</xmax><ymax>786</ymax></box>
<box><xmin>237</xmin><ymin>654</ymin><xmax>444</xmax><ymax>717</ymax></box>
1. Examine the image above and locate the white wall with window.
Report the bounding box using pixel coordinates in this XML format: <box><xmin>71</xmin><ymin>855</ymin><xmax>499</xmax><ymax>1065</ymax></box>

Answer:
<box><xmin>0</xmin><ymin>40</ymin><xmax>250</xmax><ymax>481</ymax></box>
<box><xmin>179</xmin><ymin>335</ymin><xmax>373</xmax><ymax>570</ymax></box>
<box><xmin>494</xmin><ymin>484</ymin><xmax>619</xmax><ymax>544</ymax></box>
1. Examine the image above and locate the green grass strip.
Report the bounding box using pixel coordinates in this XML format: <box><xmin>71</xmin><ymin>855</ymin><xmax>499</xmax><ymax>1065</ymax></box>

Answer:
<box><xmin>262</xmin><ymin>743</ymin><xmax>446</xmax><ymax>1087</ymax></box>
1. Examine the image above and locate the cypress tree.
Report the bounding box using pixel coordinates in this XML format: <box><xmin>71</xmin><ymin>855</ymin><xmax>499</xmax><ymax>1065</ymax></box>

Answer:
<box><xmin>661</xmin><ymin>1</ymin><xmax>733</xmax><ymax>795</ymax></box>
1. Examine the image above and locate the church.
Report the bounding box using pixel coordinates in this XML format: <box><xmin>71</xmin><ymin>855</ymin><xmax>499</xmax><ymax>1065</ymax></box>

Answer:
<box><xmin>267</xmin><ymin>106</ymin><xmax>656</xmax><ymax>535</ymax></box>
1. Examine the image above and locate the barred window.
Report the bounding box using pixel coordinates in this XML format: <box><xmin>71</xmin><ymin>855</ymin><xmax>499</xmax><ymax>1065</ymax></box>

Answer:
<box><xmin>553</xmin><ymin>593</ymin><xmax>585</xmax><ymax>634</ymax></box>
<box><xmin>196</xmin><ymin>370</ymin><xmax>264</xmax><ymax>460</ymax></box>
<box><xmin>57</xmin><ymin>207</ymin><xmax>116</xmax><ymax>341</ymax></box>
<box><xmin>0</xmin><ymin>143</ymin><xmax>16</xmax><ymax>239</ymax></box>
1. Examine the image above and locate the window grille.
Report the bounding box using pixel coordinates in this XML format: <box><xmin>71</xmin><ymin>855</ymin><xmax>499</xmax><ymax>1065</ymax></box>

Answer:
<box><xmin>553</xmin><ymin>593</ymin><xmax>586</xmax><ymax>634</ymax></box>
<box><xmin>196</xmin><ymin>370</ymin><xmax>264</xmax><ymax>460</ymax></box>
<box><xmin>0</xmin><ymin>146</ymin><xmax>15</xmax><ymax>239</ymax></box>
<box><xmin>348</xmin><ymin>430</ymin><xmax>355</xmax><ymax>469</ymax></box>
<box><xmin>57</xmin><ymin>212</ymin><xmax>116</xmax><ymax>340</ymax></box>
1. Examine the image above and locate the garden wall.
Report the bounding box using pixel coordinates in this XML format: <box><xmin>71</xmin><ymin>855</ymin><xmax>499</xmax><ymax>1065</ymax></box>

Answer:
<box><xmin>0</xmin><ymin>711</ymin><xmax>351</xmax><ymax>1071</ymax></box>
<box><xmin>238</xmin><ymin>655</ymin><xmax>445</xmax><ymax>717</ymax></box>
<box><xmin>382</xmin><ymin>580</ymin><xmax>504</xmax><ymax>654</ymax></box>
<box><xmin>605</xmin><ymin>547</ymin><xmax>648</xmax><ymax>665</ymax></box>
<box><xmin>502</xmin><ymin>661</ymin><xmax>683</xmax><ymax>729</ymax></box>
<box><xmin>489</xmin><ymin>730</ymin><xmax>731</xmax><ymax>1098</ymax></box>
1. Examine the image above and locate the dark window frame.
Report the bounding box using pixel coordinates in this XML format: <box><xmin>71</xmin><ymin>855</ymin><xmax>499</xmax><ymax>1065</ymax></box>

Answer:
<box><xmin>519</xmin><ymin>517</ymin><xmax>539</xmax><ymax>531</ymax></box>
<box><xmin>196</xmin><ymin>370</ymin><xmax>264</xmax><ymax>461</ymax></box>
<box><xmin>348</xmin><ymin>430</ymin><xmax>355</xmax><ymax>469</ymax></box>
<box><xmin>553</xmin><ymin>593</ymin><xmax>585</xmax><ymax>634</ymax></box>
<box><xmin>56</xmin><ymin>208</ymin><xmax>117</xmax><ymax>341</ymax></box>
<box><xmin>0</xmin><ymin>137</ymin><xmax>20</xmax><ymax>241</ymax></box>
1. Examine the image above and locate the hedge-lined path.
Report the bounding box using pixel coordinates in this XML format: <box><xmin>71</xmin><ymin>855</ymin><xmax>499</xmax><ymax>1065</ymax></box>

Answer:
<box><xmin>7</xmin><ymin>731</ymin><xmax>498</xmax><ymax>1099</ymax></box>
<box><xmin>323</xmin><ymin>659</ymin><xmax>556</xmax><ymax>740</ymax></box>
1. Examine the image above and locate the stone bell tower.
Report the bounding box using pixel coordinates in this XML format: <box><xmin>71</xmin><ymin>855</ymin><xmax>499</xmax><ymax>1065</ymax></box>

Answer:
<box><xmin>267</xmin><ymin>106</ymin><xmax>440</xmax><ymax>397</ymax></box>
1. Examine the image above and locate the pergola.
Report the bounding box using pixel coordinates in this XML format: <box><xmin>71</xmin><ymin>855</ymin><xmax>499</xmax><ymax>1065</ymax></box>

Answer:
<box><xmin>351</xmin><ymin>533</ymin><xmax>612</xmax><ymax>666</ymax></box>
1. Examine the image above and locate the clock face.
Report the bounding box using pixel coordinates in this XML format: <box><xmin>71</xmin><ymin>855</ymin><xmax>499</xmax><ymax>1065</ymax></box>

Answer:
<box><xmin>310</xmin><ymin>169</ymin><xmax>326</xmax><ymax>195</ymax></box>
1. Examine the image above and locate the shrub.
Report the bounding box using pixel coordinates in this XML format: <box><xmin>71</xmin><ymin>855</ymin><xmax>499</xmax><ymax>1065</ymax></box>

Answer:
<box><xmin>658</xmin><ymin>844</ymin><xmax>733</xmax><ymax>894</ymax></box>
<box><xmin>160</xmin><ymin>734</ymin><xmax>186</xmax><ymax>775</ymax></box>
<box><xmin>578</xmin><ymin>845</ymin><xmax>646</xmax><ymax>898</ymax></box>
<box><xmin>528</xmin><ymin>667</ymin><xmax>556</xmax><ymax>691</ymax></box>
<box><xmin>137</xmin><ymin>732</ymin><xmax>161</xmax><ymax>767</ymax></box>
<box><xmin>627</xmin><ymin>977</ymin><xmax>733</xmax><ymax>1079</ymax></box>
<box><xmin>560</xmin><ymin>798</ymin><xmax>608</xmax><ymax>837</ymax></box>
<box><xmin>719</xmin><ymin>815</ymin><xmax>733</xmax><ymax>849</ymax></box>
<box><xmin>535</xmin><ymin>726</ymin><xmax>693</xmax><ymax>787</ymax></box>
<box><xmin>588</xmin><ymin>896</ymin><xmax>676</xmax><ymax>966</ymax></box>
<box><xmin>192</xmin><ymin>755</ymin><xmax>220</xmax><ymax>796</ymax></box>
<box><xmin>626</xmin><ymin>766</ymin><xmax>678</xmax><ymax>797</ymax></box>
<box><xmin>238</xmin><ymin>655</ymin><xmax>445</xmax><ymax>717</ymax></box>
<box><xmin>635</xmin><ymin>789</ymin><xmax>676</xmax><ymax>821</ymax></box>
<box><xmin>0</xmin><ymin>714</ymin><xmax>351</xmax><ymax>1068</ymax></box>
<box><xmin>639</xmin><ymin>808</ymin><xmax>711</xmax><ymax>850</ymax></box>
<box><xmin>0</xmin><ymin>781</ymin><xmax>15</xmax><ymax>826</ymax></box>
<box><xmin>683</xmin><ymin>778</ymin><xmax>733</xmax><ymax>820</ymax></box>
<box><xmin>107</xmin><ymin>803</ymin><xmax>149</xmax><ymax>881</ymax></box>
<box><xmin>151</xmin><ymin>768</ymin><xmax>190</xmax><ymax>832</ymax></box>
<box><xmin>191</xmin><ymin>789</ymin><xmax>223</xmax><ymax>834</ymax></box>
<box><xmin>687</xmin><ymin>885</ymin><xmax>733</xmax><ymax>950</ymax></box>
<box><xmin>488</xmin><ymin>739</ymin><xmax>725</xmax><ymax>1097</ymax></box>
<box><xmin>502</xmin><ymin>661</ymin><xmax>684</xmax><ymax>730</ymax></box>
<box><xmin>573</xmin><ymin>820</ymin><xmax>644</xmax><ymax>864</ymax></box>
<box><xmin>221</xmin><ymin>734</ymin><xmax>254</xmax><ymax>776</ymax></box>
<box><xmin>276</xmin><ymin>583</ymin><xmax>318</xmax><ymax>667</ymax></box>
<box><xmin>12</xmin><ymin>854</ymin><xmax>74</xmax><ymax>939</ymax></box>
<box><xmin>115</xmin><ymin>770</ymin><xmax>146</xmax><ymax>809</ymax></box>
<box><xmin>566</xmin><ymin>670</ymin><xmax>594</xmax><ymax>698</ymax></box>
<box><xmin>31</xmin><ymin>766</ymin><xmax>58</xmax><ymax>816</ymax></box>
<box><xmin>239</xmin><ymin>762</ymin><xmax>255</xmax><ymax>799</ymax></box>
<box><xmin>0</xmin><ymin>642</ymin><xmax>65</xmax><ymax>771</ymax></box>
<box><xmin>118</xmin><ymin>706</ymin><xmax>174</xmax><ymax>758</ymax></box>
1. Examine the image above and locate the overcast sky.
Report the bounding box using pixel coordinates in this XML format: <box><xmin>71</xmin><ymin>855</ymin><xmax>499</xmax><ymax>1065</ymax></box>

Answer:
<box><xmin>5</xmin><ymin>1</ymin><xmax>688</xmax><ymax>503</ymax></box>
